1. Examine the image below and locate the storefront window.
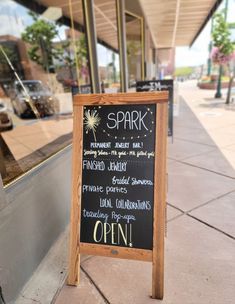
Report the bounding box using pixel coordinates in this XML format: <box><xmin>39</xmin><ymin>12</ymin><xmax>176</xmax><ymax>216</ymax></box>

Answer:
<box><xmin>0</xmin><ymin>0</ymin><xmax>76</xmax><ymax>186</ymax></box>
<box><xmin>0</xmin><ymin>0</ymin><xmax>90</xmax><ymax>186</ymax></box>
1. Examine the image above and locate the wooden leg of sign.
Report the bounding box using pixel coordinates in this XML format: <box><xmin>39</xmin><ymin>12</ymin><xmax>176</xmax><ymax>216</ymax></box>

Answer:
<box><xmin>152</xmin><ymin>102</ymin><xmax>168</xmax><ymax>299</ymax></box>
<box><xmin>68</xmin><ymin>105</ymin><xmax>83</xmax><ymax>286</ymax></box>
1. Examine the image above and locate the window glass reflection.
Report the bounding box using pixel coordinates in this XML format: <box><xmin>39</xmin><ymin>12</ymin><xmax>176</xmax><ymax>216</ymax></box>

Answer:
<box><xmin>0</xmin><ymin>0</ymin><xmax>123</xmax><ymax>186</ymax></box>
<box><xmin>0</xmin><ymin>0</ymin><xmax>84</xmax><ymax>185</ymax></box>
<box><xmin>126</xmin><ymin>12</ymin><xmax>143</xmax><ymax>88</ymax></box>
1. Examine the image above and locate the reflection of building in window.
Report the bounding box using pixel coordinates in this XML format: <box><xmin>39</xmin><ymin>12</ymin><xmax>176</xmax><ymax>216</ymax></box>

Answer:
<box><xmin>55</xmin><ymin>29</ymin><xmax>90</xmax><ymax>88</ymax></box>
<box><xmin>0</xmin><ymin>0</ymin><xmax>75</xmax><ymax>187</ymax></box>
<box><xmin>0</xmin><ymin>34</ymin><xmax>64</xmax><ymax>95</ymax></box>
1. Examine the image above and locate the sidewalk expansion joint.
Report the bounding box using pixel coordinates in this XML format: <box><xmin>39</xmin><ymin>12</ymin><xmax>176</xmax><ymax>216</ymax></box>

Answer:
<box><xmin>187</xmin><ymin>189</ymin><xmax>235</xmax><ymax>213</ymax></box>
<box><xmin>167</xmin><ymin>213</ymin><xmax>184</xmax><ymax>223</ymax></box>
<box><xmin>169</xmin><ymin>148</ymin><xmax>216</xmax><ymax>163</ymax></box>
<box><xmin>167</xmin><ymin>199</ymin><xmax>235</xmax><ymax>241</ymax></box>
<box><xmin>169</xmin><ymin>157</ymin><xmax>235</xmax><ymax>180</ymax></box>
<box><xmin>167</xmin><ymin>202</ymin><xmax>184</xmax><ymax>213</ymax></box>
<box><xmin>81</xmin><ymin>255</ymin><xmax>95</xmax><ymax>264</ymax></box>
<box><xmin>166</xmin><ymin>203</ymin><xmax>185</xmax><ymax>222</ymax></box>
<box><xmin>187</xmin><ymin>214</ymin><xmax>235</xmax><ymax>241</ymax></box>
<box><xmin>173</xmin><ymin>136</ymin><xmax>216</xmax><ymax>148</ymax></box>
<box><xmin>174</xmin><ymin>124</ymin><xmax>203</xmax><ymax>131</ymax></box>
<box><xmin>81</xmin><ymin>266</ymin><xmax>111</xmax><ymax>304</ymax></box>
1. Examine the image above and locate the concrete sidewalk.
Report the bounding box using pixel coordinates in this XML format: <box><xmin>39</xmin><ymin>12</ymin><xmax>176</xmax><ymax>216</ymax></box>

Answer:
<box><xmin>16</xmin><ymin>81</ymin><xmax>235</xmax><ymax>304</ymax></box>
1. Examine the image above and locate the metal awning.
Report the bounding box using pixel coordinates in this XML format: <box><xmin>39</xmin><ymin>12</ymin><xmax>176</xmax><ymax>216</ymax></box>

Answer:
<box><xmin>37</xmin><ymin>0</ymin><xmax>118</xmax><ymax>50</ymax></box>
<box><xmin>22</xmin><ymin>0</ymin><xmax>223</xmax><ymax>50</ymax></box>
<box><xmin>139</xmin><ymin>0</ymin><xmax>223</xmax><ymax>48</ymax></box>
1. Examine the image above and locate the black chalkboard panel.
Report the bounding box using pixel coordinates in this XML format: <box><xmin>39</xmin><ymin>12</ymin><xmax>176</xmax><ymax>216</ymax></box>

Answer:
<box><xmin>136</xmin><ymin>80</ymin><xmax>173</xmax><ymax>137</ymax></box>
<box><xmin>80</xmin><ymin>104</ymin><xmax>156</xmax><ymax>250</ymax></box>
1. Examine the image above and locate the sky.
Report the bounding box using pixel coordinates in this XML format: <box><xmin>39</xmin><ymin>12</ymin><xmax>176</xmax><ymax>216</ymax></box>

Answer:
<box><xmin>175</xmin><ymin>21</ymin><xmax>211</xmax><ymax>67</ymax></box>
<box><xmin>175</xmin><ymin>0</ymin><xmax>235</xmax><ymax>67</ymax></box>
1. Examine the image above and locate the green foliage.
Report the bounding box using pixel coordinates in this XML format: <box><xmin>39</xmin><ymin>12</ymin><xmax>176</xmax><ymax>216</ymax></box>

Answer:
<box><xmin>174</xmin><ymin>66</ymin><xmax>193</xmax><ymax>77</ymax></box>
<box><xmin>212</xmin><ymin>12</ymin><xmax>234</xmax><ymax>55</ymax></box>
<box><xmin>75</xmin><ymin>34</ymin><xmax>88</xmax><ymax>70</ymax></box>
<box><xmin>22</xmin><ymin>11</ymin><xmax>88</xmax><ymax>80</ymax></box>
<box><xmin>0</xmin><ymin>45</ymin><xmax>18</xmax><ymax>64</ymax></box>
<box><xmin>60</xmin><ymin>34</ymin><xmax>88</xmax><ymax>81</ymax></box>
<box><xmin>228</xmin><ymin>22</ymin><xmax>235</xmax><ymax>30</ymax></box>
<box><xmin>22</xmin><ymin>12</ymin><xmax>63</xmax><ymax>70</ymax></box>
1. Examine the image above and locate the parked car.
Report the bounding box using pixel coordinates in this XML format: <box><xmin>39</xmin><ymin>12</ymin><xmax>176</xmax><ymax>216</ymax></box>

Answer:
<box><xmin>10</xmin><ymin>80</ymin><xmax>59</xmax><ymax>118</ymax></box>
<box><xmin>0</xmin><ymin>100</ymin><xmax>13</xmax><ymax>132</ymax></box>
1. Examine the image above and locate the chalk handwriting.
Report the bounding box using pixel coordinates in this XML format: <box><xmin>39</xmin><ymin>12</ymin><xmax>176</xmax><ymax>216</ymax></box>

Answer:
<box><xmin>90</xmin><ymin>142</ymin><xmax>111</xmax><ymax>149</ymax></box>
<box><xmin>107</xmin><ymin>111</ymin><xmax>148</xmax><ymax>131</ymax></box>
<box><xmin>93</xmin><ymin>221</ymin><xmax>132</xmax><ymax>246</ymax></box>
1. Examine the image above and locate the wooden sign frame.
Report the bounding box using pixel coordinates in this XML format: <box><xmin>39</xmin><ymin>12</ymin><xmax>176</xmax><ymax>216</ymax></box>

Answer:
<box><xmin>68</xmin><ymin>92</ymin><xmax>168</xmax><ymax>300</ymax></box>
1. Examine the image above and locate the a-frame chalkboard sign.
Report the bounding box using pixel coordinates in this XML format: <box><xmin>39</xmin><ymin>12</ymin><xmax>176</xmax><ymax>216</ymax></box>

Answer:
<box><xmin>136</xmin><ymin>80</ymin><xmax>174</xmax><ymax>137</ymax></box>
<box><xmin>68</xmin><ymin>92</ymin><xmax>168</xmax><ymax>300</ymax></box>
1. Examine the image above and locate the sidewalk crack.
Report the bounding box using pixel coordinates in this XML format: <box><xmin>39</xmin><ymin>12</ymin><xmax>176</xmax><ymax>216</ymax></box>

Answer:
<box><xmin>168</xmin><ymin>157</ymin><xmax>235</xmax><ymax>180</ymax></box>
<box><xmin>19</xmin><ymin>293</ymin><xmax>41</xmax><ymax>303</ymax></box>
<box><xmin>81</xmin><ymin>267</ymin><xmax>111</xmax><ymax>304</ymax></box>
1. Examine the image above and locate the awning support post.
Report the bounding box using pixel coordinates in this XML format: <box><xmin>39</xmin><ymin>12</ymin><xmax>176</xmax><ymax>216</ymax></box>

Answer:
<box><xmin>82</xmin><ymin>0</ymin><xmax>101</xmax><ymax>93</ymax></box>
<box><xmin>116</xmin><ymin>0</ymin><xmax>128</xmax><ymax>92</ymax></box>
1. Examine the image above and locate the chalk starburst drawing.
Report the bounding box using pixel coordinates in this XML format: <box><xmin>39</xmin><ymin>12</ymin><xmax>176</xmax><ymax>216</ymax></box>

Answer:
<box><xmin>84</xmin><ymin>109</ymin><xmax>101</xmax><ymax>141</ymax></box>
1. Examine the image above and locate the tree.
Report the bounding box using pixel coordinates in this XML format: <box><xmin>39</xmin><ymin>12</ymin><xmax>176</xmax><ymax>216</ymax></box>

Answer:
<box><xmin>75</xmin><ymin>34</ymin><xmax>88</xmax><ymax>81</ymax></box>
<box><xmin>0</xmin><ymin>45</ymin><xmax>18</xmax><ymax>65</ymax></box>
<box><xmin>211</xmin><ymin>11</ymin><xmax>235</xmax><ymax>102</ymax></box>
<box><xmin>22</xmin><ymin>12</ymin><xmax>89</xmax><ymax>85</ymax></box>
<box><xmin>21</xmin><ymin>12</ymin><xmax>62</xmax><ymax>72</ymax></box>
<box><xmin>174</xmin><ymin>66</ymin><xmax>194</xmax><ymax>78</ymax></box>
<box><xmin>62</xmin><ymin>34</ymin><xmax>89</xmax><ymax>84</ymax></box>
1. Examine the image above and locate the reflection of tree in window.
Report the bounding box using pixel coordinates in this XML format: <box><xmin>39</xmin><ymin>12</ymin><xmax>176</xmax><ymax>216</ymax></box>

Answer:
<box><xmin>125</xmin><ymin>13</ymin><xmax>142</xmax><ymax>85</ymax></box>
<box><xmin>0</xmin><ymin>43</ymin><xmax>23</xmax><ymax>92</ymax></box>
<box><xmin>21</xmin><ymin>12</ymin><xmax>61</xmax><ymax>72</ymax></box>
<box><xmin>21</xmin><ymin>11</ymin><xmax>88</xmax><ymax>87</ymax></box>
